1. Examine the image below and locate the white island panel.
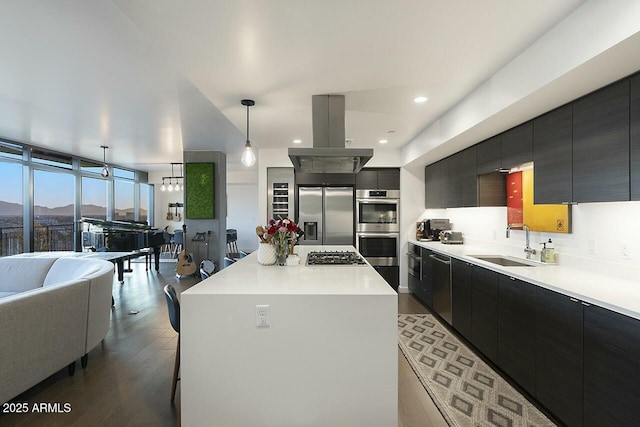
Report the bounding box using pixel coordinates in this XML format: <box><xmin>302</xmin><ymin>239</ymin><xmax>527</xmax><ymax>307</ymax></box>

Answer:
<box><xmin>181</xmin><ymin>246</ymin><xmax>398</xmax><ymax>427</ymax></box>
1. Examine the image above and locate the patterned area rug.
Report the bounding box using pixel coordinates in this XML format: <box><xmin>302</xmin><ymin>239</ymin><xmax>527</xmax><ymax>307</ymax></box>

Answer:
<box><xmin>398</xmin><ymin>314</ymin><xmax>556</xmax><ymax>427</ymax></box>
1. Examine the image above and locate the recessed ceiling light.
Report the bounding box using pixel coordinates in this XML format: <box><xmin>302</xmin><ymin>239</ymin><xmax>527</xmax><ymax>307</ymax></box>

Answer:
<box><xmin>379</xmin><ymin>139</ymin><xmax>388</xmax><ymax>144</ymax></box>
<box><xmin>414</xmin><ymin>96</ymin><xmax>428</xmax><ymax>103</ymax></box>
<box><xmin>293</xmin><ymin>139</ymin><xmax>302</xmax><ymax>144</ymax></box>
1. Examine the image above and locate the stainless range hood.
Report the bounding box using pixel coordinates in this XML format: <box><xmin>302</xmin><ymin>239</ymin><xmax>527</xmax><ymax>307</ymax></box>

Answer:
<box><xmin>288</xmin><ymin>95</ymin><xmax>373</xmax><ymax>173</ymax></box>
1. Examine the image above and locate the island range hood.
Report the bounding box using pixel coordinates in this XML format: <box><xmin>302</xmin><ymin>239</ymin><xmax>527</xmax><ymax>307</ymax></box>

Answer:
<box><xmin>288</xmin><ymin>95</ymin><xmax>373</xmax><ymax>173</ymax></box>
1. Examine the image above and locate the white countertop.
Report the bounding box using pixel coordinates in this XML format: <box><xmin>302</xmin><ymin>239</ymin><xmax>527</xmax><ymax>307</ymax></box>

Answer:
<box><xmin>184</xmin><ymin>245</ymin><xmax>397</xmax><ymax>296</ymax></box>
<box><xmin>410</xmin><ymin>239</ymin><xmax>640</xmax><ymax>320</ymax></box>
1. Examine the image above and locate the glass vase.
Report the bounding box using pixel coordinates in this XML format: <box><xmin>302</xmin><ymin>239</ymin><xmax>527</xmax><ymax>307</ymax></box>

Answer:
<box><xmin>275</xmin><ymin>238</ymin><xmax>289</xmax><ymax>266</ymax></box>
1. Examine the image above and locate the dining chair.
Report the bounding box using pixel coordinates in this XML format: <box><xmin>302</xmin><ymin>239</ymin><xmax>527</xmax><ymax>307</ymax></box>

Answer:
<box><xmin>163</xmin><ymin>285</ymin><xmax>180</xmax><ymax>404</ymax></box>
<box><xmin>172</xmin><ymin>230</ymin><xmax>184</xmax><ymax>258</ymax></box>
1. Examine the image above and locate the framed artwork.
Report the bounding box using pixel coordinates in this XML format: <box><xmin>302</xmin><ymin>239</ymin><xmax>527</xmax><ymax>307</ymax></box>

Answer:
<box><xmin>185</xmin><ymin>163</ymin><xmax>215</xmax><ymax>219</ymax></box>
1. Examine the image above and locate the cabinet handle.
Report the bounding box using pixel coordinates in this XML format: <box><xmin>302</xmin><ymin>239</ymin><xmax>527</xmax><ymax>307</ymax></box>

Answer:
<box><xmin>570</xmin><ymin>298</ymin><xmax>579</xmax><ymax>303</ymax></box>
<box><xmin>581</xmin><ymin>302</ymin><xmax>591</xmax><ymax>307</ymax></box>
<box><xmin>509</xmin><ymin>276</ymin><xmax>516</xmax><ymax>281</ymax></box>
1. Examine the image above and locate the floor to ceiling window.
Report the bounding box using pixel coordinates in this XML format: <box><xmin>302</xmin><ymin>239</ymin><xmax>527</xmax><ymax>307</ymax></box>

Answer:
<box><xmin>140</xmin><ymin>183</ymin><xmax>151</xmax><ymax>224</ymax></box>
<box><xmin>33</xmin><ymin>169</ymin><xmax>75</xmax><ymax>251</ymax></box>
<box><xmin>114</xmin><ymin>179</ymin><xmax>134</xmax><ymax>221</ymax></box>
<box><xmin>82</xmin><ymin>177</ymin><xmax>108</xmax><ymax>220</ymax></box>
<box><xmin>0</xmin><ymin>158</ymin><xmax>24</xmax><ymax>256</ymax></box>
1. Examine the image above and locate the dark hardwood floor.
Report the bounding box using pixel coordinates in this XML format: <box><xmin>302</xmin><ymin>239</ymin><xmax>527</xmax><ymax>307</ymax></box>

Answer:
<box><xmin>0</xmin><ymin>263</ymin><xmax>445</xmax><ymax>426</ymax></box>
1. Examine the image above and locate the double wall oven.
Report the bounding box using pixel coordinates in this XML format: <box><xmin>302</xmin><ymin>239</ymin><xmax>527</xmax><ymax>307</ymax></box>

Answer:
<box><xmin>355</xmin><ymin>190</ymin><xmax>399</xmax><ymax>267</ymax></box>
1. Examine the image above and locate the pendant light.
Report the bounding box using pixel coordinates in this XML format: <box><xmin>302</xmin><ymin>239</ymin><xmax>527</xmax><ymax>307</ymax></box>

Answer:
<box><xmin>100</xmin><ymin>145</ymin><xmax>109</xmax><ymax>178</ymax></box>
<box><xmin>161</xmin><ymin>178</ymin><xmax>166</xmax><ymax>192</ymax></box>
<box><xmin>241</xmin><ymin>99</ymin><xmax>257</xmax><ymax>167</ymax></box>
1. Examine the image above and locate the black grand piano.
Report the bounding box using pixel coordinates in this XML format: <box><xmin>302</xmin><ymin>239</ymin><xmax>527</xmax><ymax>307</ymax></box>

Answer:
<box><xmin>81</xmin><ymin>218</ymin><xmax>165</xmax><ymax>275</ymax></box>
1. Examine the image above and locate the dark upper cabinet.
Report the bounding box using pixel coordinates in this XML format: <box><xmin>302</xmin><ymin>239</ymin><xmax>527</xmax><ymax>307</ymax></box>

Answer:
<box><xmin>377</xmin><ymin>169</ymin><xmax>400</xmax><ymax>190</ymax></box>
<box><xmin>425</xmin><ymin>162</ymin><xmax>443</xmax><ymax>208</ymax></box>
<box><xmin>631</xmin><ymin>73</ymin><xmax>640</xmax><ymax>200</ymax></box>
<box><xmin>355</xmin><ymin>169</ymin><xmax>378</xmax><ymax>189</ymax></box>
<box><xmin>460</xmin><ymin>147</ymin><xmax>478</xmax><ymax>207</ymax></box>
<box><xmin>501</xmin><ymin>121</ymin><xmax>533</xmax><ymax>168</ymax></box>
<box><xmin>584</xmin><ymin>305</ymin><xmax>640</xmax><ymax>426</ymax></box>
<box><xmin>451</xmin><ymin>259</ymin><xmax>472</xmax><ymax>339</ymax></box>
<box><xmin>497</xmin><ymin>275</ymin><xmax>537</xmax><ymax>397</ymax></box>
<box><xmin>536</xmin><ymin>287</ymin><xmax>583</xmax><ymax>427</ymax></box>
<box><xmin>471</xmin><ymin>266</ymin><xmax>498</xmax><ymax>364</ymax></box>
<box><xmin>476</xmin><ymin>135</ymin><xmax>502</xmax><ymax>174</ymax></box>
<box><xmin>442</xmin><ymin>155</ymin><xmax>459</xmax><ymax>208</ymax></box>
<box><xmin>533</xmin><ymin>104</ymin><xmax>573</xmax><ymax>204</ymax></box>
<box><xmin>355</xmin><ymin>168</ymin><xmax>399</xmax><ymax>190</ymax></box>
<box><xmin>572</xmin><ymin>79</ymin><xmax>630</xmax><ymax>202</ymax></box>
<box><xmin>295</xmin><ymin>173</ymin><xmax>355</xmax><ymax>186</ymax></box>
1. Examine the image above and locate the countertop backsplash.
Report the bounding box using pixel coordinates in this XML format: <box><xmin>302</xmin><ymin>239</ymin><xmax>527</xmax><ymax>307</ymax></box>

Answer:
<box><xmin>420</xmin><ymin>202</ymin><xmax>640</xmax><ymax>283</ymax></box>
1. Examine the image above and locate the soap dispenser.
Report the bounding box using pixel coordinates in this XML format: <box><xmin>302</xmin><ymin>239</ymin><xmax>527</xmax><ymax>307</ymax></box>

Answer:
<box><xmin>546</xmin><ymin>239</ymin><xmax>555</xmax><ymax>263</ymax></box>
<box><xmin>539</xmin><ymin>239</ymin><xmax>555</xmax><ymax>263</ymax></box>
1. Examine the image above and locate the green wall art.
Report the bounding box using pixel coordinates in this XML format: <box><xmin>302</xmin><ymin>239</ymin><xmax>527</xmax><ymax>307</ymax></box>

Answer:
<box><xmin>185</xmin><ymin>163</ymin><xmax>215</xmax><ymax>219</ymax></box>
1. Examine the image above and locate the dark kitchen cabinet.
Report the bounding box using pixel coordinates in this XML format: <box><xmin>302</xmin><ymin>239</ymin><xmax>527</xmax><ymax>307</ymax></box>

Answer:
<box><xmin>471</xmin><ymin>266</ymin><xmax>498</xmax><ymax>363</ymax></box>
<box><xmin>476</xmin><ymin>135</ymin><xmax>502</xmax><ymax>174</ymax></box>
<box><xmin>420</xmin><ymin>248</ymin><xmax>434</xmax><ymax>309</ymax></box>
<box><xmin>631</xmin><ymin>73</ymin><xmax>640</xmax><ymax>200</ymax></box>
<box><xmin>501</xmin><ymin>121</ymin><xmax>533</xmax><ymax>169</ymax></box>
<box><xmin>536</xmin><ymin>287</ymin><xmax>583</xmax><ymax>427</ymax></box>
<box><xmin>295</xmin><ymin>172</ymin><xmax>355</xmax><ymax>186</ymax></box>
<box><xmin>460</xmin><ymin>147</ymin><xmax>478</xmax><ymax>207</ymax></box>
<box><xmin>451</xmin><ymin>259</ymin><xmax>472</xmax><ymax>339</ymax></box>
<box><xmin>442</xmin><ymin>155</ymin><xmax>458</xmax><ymax>208</ymax></box>
<box><xmin>356</xmin><ymin>168</ymin><xmax>399</xmax><ymax>190</ymax></box>
<box><xmin>533</xmin><ymin>104</ymin><xmax>573</xmax><ymax>204</ymax></box>
<box><xmin>583</xmin><ymin>304</ymin><xmax>640</xmax><ymax>426</ymax></box>
<box><xmin>572</xmin><ymin>79</ymin><xmax>630</xmax><ymax>202</ymax></box>
<box><xmin>498</xmin><ymin>275</ymin><xmax>537</xmax><ymax>397</ymax></box>
<box><xmin>424</xmin><ymin>162</ymin><xmax>443</xmax><ymax>208</ymax></box>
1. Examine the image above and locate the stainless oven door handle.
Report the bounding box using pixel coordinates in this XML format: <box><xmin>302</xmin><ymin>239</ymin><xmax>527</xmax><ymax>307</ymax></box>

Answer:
<box><xmin>357</xmin><ymin>233</ymin><xmax>399</xmax><ymax>238</ymax></box>
<box><xmin>357</xmin><ymin>199</ymin><xmax>399</xmax><ymax>205</ymax></box>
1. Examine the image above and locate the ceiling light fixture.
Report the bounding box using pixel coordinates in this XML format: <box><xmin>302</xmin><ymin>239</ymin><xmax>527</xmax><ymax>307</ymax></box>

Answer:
<box><xmin>293</xmin><ymin>139</ymin><xmax>302</xmax><ymax>144</ymax></box>
<box><xmin>160</xmin><ymin>162</ymin><xmax>184</xmax><ymax>192</ymax></box>
<box><xmin>379</xmin><ymin>139</ymin><xmax>388</xmax><ymax>144</ymax></box>
<box><xmin>241</xmin><ymin>99</ymin><xmax>257</xmax><ymax>167</ymax></box>
<box><xmin>414</xmin><ymin>96</ymin><xmax>428</xmax><ymax>103</ymax></box>
<box><xmin>100</xmin><ymin>145</ymin><xmax>109</xmax><ymax>178</ymax></box>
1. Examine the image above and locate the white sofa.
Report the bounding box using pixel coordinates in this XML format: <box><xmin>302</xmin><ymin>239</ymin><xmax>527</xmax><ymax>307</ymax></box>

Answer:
<box><xmin>0</xmin><ymin>257</ymin><xmax>114</xmax><ymax>404</ymax></box>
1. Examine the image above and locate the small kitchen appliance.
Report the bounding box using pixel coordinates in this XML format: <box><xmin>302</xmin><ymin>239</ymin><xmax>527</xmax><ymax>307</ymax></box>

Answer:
<box><xmin>421</xmin><ymin>219</ymin><xmax>451</xmax><ymax>241</ymax></box>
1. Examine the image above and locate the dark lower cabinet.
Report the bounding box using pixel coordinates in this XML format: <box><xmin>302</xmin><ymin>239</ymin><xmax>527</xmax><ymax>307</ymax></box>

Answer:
<box><xmin>420</xmin><ymin>249</ymin><xmax>434</xmax><ymax>309</ymax></box>
<box><xmin>471</xmin><ymin>267</ymin><xmax>498</xmax><ymax>364</ymax></box>
<box><xmin>451</xmin><ymin>259</ymin><xmax>472</xmax><ymax>339</ymax></box>
<box><xmin>497</xmin><ymin>275</ymin><xmax>536</xmax><ymax>397</ymax></box>
<box><xmin>583</xmin><ymin>304</ymin><xmax>640</xmax><ymax>427</ymax></box>
<box><xmin>536</xmin><ymin>287</ymin><xmax>583</xmax><ymax>427</ymax></box>
<box><xmin>373</xmin><ymin>266</ymin><xmax>399</xmax><ymax>291</ymax></box>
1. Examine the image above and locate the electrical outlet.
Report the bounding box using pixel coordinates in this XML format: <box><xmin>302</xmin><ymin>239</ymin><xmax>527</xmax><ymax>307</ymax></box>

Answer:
<box><xmin>588</xmin><ymin>238</ymin><xmax>598</xmax><ymax>255</ymax></box>
<box><xmin>256</xmin><ymin>305</ymin><xmax>270</xmax><ymax>327</ymax></box>
<box><xmin>620</xmin><ymin>243</ymin><xmax>630</xmax><ymax>259</ymax></box>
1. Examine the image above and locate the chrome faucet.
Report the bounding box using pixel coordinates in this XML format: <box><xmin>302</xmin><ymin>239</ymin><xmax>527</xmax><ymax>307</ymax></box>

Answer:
<box><xmin>506</xmin><ymin>223</ymin><xmax>537</xmax><ymax>259</ymax></box>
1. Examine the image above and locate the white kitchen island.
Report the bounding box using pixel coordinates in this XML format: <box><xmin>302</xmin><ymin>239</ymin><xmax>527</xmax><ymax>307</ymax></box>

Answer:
<box><xmin>180</xmin><ymin>245</ymin><xmax>398</xmax><ymax>427</ymax></box>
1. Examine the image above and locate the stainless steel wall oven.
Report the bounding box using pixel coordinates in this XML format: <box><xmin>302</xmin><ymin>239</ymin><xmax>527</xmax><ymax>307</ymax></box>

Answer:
<box><xmin>356</xmin><ymin>190</ymin><xmax>399</xmax><ymax>233</ymax></box>
<box><xmin>356</xmin><ymin>189</ymin><xmax>399</xmax><ymax>266</ymax></box>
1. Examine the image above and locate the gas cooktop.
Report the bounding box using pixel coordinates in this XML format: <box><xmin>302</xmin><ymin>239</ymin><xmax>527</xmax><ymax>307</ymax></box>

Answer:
<box><xmin>306</xmin><ymin>251</ymin><xmax>367</xmax><ymax>266</ymax></box>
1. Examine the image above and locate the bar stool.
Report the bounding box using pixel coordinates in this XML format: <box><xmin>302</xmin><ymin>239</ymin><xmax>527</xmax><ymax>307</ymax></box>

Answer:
<box><xmin>163</xmin><ymin>285</ymin><xmax>180</xmax><ymax>404</ymax></box>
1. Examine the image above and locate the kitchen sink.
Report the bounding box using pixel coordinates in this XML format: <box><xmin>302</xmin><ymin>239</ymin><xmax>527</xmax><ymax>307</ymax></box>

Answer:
<box><xmin>469</xmin><ymin>255</ymin><xmax>542</xmax><ymax>267</ymax></box>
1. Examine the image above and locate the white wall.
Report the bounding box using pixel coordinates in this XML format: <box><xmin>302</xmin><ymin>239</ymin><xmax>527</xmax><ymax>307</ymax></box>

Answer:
<box><xmin>226</xmin><ymin>183</ymin><xmax>259</xmax><ymax>252</ymax></box>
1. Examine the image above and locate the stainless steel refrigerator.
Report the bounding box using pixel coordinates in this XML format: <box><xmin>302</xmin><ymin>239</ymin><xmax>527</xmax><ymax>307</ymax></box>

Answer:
<box><xmin>298</xmin><ymin>187</ymin><xmax>354</xmax><ymax>245</ymax></box>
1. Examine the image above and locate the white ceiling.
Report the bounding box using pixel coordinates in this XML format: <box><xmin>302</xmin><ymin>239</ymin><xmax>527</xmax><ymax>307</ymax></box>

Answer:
<box><xmin>0</xmin><ymin>0</ymin><xmax>591</xmax><ymax>175</ymax></box>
